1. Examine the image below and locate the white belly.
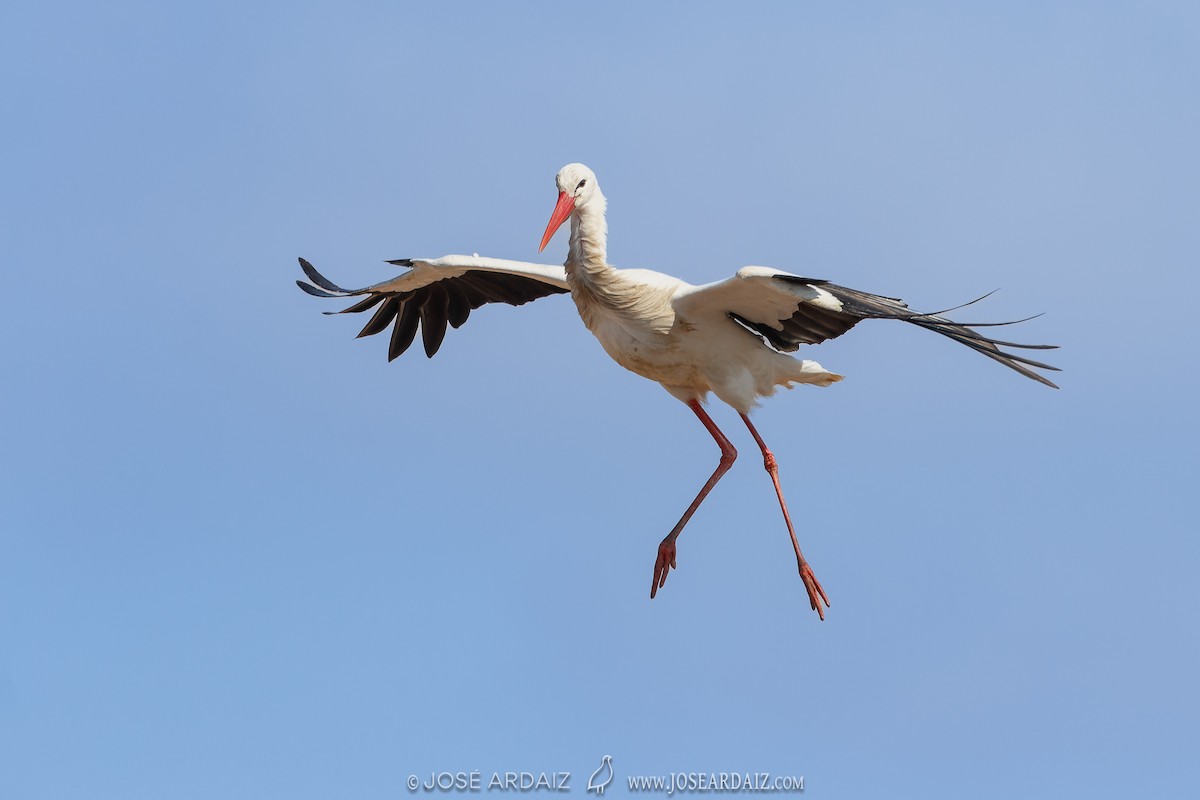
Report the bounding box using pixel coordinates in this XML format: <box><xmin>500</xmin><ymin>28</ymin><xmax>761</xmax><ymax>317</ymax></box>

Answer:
<box><xmin>590</xmin><ymin>315</ymin><xmax>706</xmax><ymax>389</ymax></box>
<box><xmin>570</xmin><ymin>270</ymin><xmax>842</xmax><ymax>410</ymax></box>
<box><xmin>589</xmin><ymin>312</ymin><xmax>841</xmax><ymax>410</ymax></box>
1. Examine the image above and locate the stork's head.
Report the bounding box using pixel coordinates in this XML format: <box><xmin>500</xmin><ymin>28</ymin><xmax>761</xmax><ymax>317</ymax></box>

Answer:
<box><xmin>539</xmin><ymin>163</ymin><xmax>601</xmax><ymax>252</ymax></box>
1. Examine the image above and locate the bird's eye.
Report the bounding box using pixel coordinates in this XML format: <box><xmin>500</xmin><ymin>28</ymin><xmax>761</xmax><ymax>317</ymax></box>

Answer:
<box><xmin>576</xmin><ymin>179</ymin><xmax>587</xmax><ymax>189</ymax></box>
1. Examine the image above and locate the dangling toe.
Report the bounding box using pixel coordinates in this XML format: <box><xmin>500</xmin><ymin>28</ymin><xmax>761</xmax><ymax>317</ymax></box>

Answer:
<box><xmin>650</xmin><ymin>540</ymin><xmax>678</xmax><ymax>599</ymax></box>
<box><xmin>799</xmin><ymin>562</ymin><xmax>830</xmax><ymax>620</ymax></box>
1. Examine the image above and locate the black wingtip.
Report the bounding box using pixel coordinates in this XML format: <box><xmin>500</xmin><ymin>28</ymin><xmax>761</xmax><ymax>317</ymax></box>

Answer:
<box><xmin>386</xmin><ymin>258</ymin><xmax>414</xmax><ymax>267</ymax></box>
<box><xmin>298</xmin><ymin>257</ymin><xmax>354</xmax><ymax>294</ymax></box>
<box><xmin>920</xmin><ymin>289</ymin><xmax>1000</xmax><ymax>317</ymax></box>
<box><xmin>297</xmin><ymin>279</ymin><xmax>341</xmax><ymax>298</ymax></box>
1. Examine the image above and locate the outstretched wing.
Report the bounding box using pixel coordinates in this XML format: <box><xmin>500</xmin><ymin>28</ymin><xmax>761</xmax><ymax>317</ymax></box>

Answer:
<box><xmin>673</xmin><ymin>266</ymin><xmax>1060</xmax><ymax>388</ymax></box>
<box><xmin>297</xmin><ymin>255</ymin><xmax>570</xmax><ymax>360</ymax></box>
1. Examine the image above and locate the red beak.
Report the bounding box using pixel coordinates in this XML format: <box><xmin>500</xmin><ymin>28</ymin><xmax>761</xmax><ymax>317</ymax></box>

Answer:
<box><xmin>538</xmin><ymin>191</ymin><xmax>575</xmax><ymax>252</ymax></box>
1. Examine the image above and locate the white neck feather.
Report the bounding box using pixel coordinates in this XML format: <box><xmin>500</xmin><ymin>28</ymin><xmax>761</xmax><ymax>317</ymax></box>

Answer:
<box><xmin>561</xmin><ymin>188</ymin><xmax>674</xmax><ymax>336</ymax></box>
<box><xmin>566</xmin><ymin>190</ymin><xmax>609</xmax><ymax>283</ymax></box>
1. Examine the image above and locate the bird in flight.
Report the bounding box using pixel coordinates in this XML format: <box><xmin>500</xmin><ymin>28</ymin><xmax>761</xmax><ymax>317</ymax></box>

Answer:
<box><xmin>297</xmin><ymin>163</ymin><xmax>1058</xmax><ymax>619</ymax></box>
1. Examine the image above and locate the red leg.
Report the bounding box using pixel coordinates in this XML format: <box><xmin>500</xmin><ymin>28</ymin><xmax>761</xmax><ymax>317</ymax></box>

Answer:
<box><xmin>740</xmin><ymin>413</ymin><xmax>830</xmax><ymax>620</ymax></box>
<box><xmin>651</xmin><ymin>399</ymin><xmax>737</xmax><ymax>598</ymax></box>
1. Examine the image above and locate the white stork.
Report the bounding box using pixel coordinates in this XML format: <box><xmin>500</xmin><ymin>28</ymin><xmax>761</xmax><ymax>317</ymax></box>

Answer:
<box><xmin>297</xmin><ymin>163</ymin><xmax>1058</xmax><ymax>619</ymax></box>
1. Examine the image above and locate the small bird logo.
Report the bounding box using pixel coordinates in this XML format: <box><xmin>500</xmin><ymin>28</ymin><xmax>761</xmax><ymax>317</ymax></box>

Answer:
<box><xmin>587</xmin><ymin>754</ymin><xmax>614</xmax><ymax>795</ymax></box>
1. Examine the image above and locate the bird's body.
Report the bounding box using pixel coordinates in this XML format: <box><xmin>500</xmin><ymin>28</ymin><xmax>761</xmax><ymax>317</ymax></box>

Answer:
<box><xmin>555</xmin><ymin>166</ymin><xmax>843</xmax><ymax>411</ymax></box>
<box><xmin>298</xmin><ymin>163</ymin><xmax>1058</xmax><ymax>619</ymax></box>
<box><xmin>577</xmin><ymin>267</ymin><xmax>847</xmax><ymax>409</ymax></box>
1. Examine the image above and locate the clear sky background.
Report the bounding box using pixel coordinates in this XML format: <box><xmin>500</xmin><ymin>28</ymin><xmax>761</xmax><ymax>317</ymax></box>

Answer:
<box><xmin>2</xmin><ymin>2</ymin><xmax>1197</xmax><ymax>798</ymax></box>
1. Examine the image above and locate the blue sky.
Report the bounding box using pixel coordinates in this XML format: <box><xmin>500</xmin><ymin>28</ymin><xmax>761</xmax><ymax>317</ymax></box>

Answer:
<box><xmin>2</xmin><ymin>2</ymin><xmax>1196</xmax><ymax>798</ymax></box>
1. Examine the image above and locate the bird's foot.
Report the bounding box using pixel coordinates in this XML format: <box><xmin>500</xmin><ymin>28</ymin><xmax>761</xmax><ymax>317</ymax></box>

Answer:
<box><xmin>650</xmin><ymin>539</ymin><xmax>677</xmax><ymax>599</ymax></box>
<box><xmin>799</xmin><ymin>561</ymin><xmax>830</xmax><ymax>620</ymax></box>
